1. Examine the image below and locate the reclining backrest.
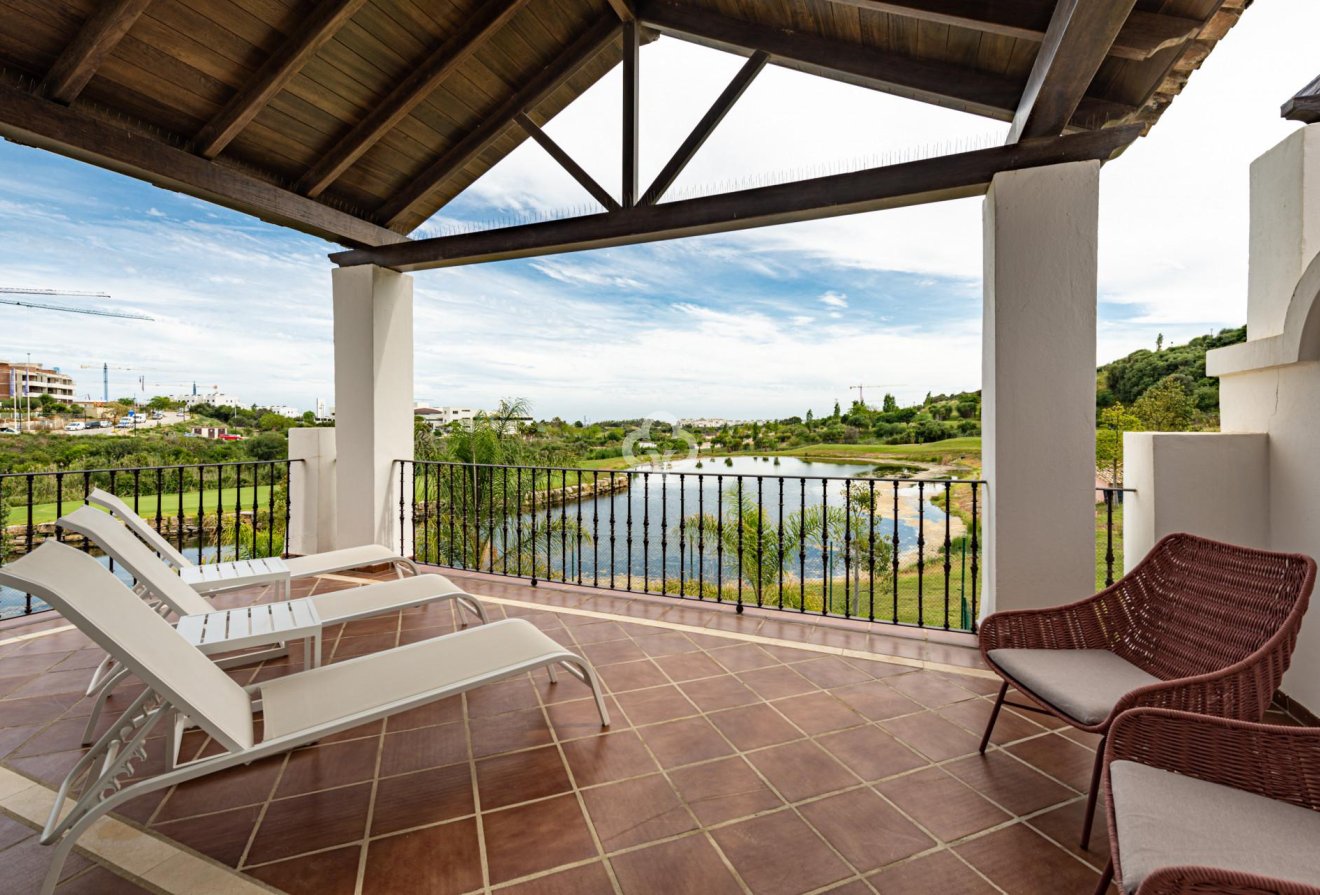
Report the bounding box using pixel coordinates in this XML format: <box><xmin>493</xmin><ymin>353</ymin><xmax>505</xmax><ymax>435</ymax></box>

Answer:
<box><xmin>0</xmin><ymin>542</ymin><xmax>254</xmax><ymax>752</ymax></box>
<box><xmin>87</xmin><ymin>488</ymin><xmax>193</xmax><ymax>569</ymax></box>
<box><xmin>58</xmin><ymin>506</ymin><xmax>213</xmax><ymax>617</ymax></box>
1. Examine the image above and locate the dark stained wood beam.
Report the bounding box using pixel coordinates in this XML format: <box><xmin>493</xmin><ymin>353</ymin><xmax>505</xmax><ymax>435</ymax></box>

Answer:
<box><xmin>515</xmin><ymin>112</ymin><xmax>620</xmax><ymax>211</ymax></box>
<box><xmin>1283</xmin><ymin>74</ymin><xmax>1320</xmax><ymax>124</ymax></box>
<box><xmin>335</xmin><ymin>125</ymin><xmax>1139</xmax><ymax>272</ymax></box>
<box><xmin>0</xmin><ymin>81</ymin><xmax>406</xmax><ymax>248</ymax></box>
<box><xmin>43</xmin><ymin>0</ymin><xmax>154</xmax><ymax>104</ymax></box>
<box><xmin>642</xmin><ymin>50</ymin><xmax>767</xmax><ymax>205</ymax></box>
<box><xmin>376</xmin><ymin>17</ymin><xmax>622</xmax><ymax>231</ymax></box>
<box><xmin>605</xmin><ymin>0</ymin><xmax>637</xmax><ymax>22</ymax></box>
<box><xmin>621</xmin><ymin>19</ymin><xmax>640</xmax><ymax>207</ymax></box>
<box><xmin>194</xmin><ymin>0</ymin><xmax>366</xmax><ymax>159</ymax></box>
<box><xmin>824</xmin><ymin>1</ymin><xmax>1199</xmax><ymax>62</ymax></box>
<box><xmin>299</xmin><ymin>0</ymin><xmax>532</xmax><ymax>198</ymax></box>
<box><xmin>1008</xmin><ymin>0</ymin><xmax>1138</xmax><ymax>143</ymax></box>
<box><xmin>640</xmin><ymin>0</ymin><xmax>1019</xmax><ymax>120</ymax></box>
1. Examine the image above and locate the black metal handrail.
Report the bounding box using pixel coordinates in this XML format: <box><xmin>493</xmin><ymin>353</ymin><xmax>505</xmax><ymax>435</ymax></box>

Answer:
<box><xmin>1097</xmin><ymin>485</ymin><xmax>1132</xmax><ymax>588</ymax></box>
<box><xmin>0</xmin><ymin>460</ymin><xmax>296</xmax><ymax>618</ymax></box>
<box><xmin>399</xmin><ymin>460</ymin><xmax>986</xmax><ymax>632</ymax></box>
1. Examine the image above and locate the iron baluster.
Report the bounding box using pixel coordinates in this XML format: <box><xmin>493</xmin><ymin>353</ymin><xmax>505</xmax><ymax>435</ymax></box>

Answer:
<box><xmin>970</xmin><ymin>484</ymin><xmax>980</xmax><ymax>631</ymax></box>
<box><xmin>398</xmin><ymin>461</ymin><xmax>406</xmax><ymax>557</ymax></box>
<box><xmin>592</xmin><ymin>472</ymin><xmax>599</xmax><ymax>587</ymax></box>
<box><xmin>736</xmin><ymin>475</ymin><xmax>744</xmax><ymax>612</ymax></box>
<box><xmin>777</xmin><ymin>476</ymin><xmax>784</xmax><ymax>610</ymax></box>
<box><xmin>820</xmin><ymin>478</ymin><xmax>829</xmax><ymax>616</ymax></box>
<box><xmin>798</xmin><ymin>478</ymin><xmax>806</xmax><ymax>613</ymax></box>
<box><xmin>715</xmin><ymin>475</ymin><xmax>723</xmax><ymax>603</ymax></box>
<box><xmin>660</xmin><ymin>472</ymin><xmax>668</xmax><ymax>596</ymax></box>
<box><xmin>678</xmin><ymin>473</ymin><xmax>686</xmax><ymax>597</ymax></box>
<box><xmin>917</xmin><ymin>481</ymin><xmax>926</xmax><ymax>627</ymax></box>
<box><xmin>576</xmin><ymin>470</ymin><xmax>583</xmax><ymax>585</ymax></box>
<box><xmin>175</xmin><ymin>468</ymin><xmax>185</xmax><ymax>555</ymax></box>
<box><xmin>545</xmin><ymin>466</ymin><xmax>553</xmax><ymax>583</ymax></box>
<box><xmin>944</xmin><ymin>482</ymin><xmax>953</xmax><ymax>629</ymax></box>
<box><xmin>867</xmin><ymin>479</ymin><xmax>876</xmax><ymax>621</ymax></box>
<box><xmin>608</xmin><ymin>472</ymin><xmax>616</xmax><ymax>588</ymax></box>
<box><xmin>1105</xmin><ymin>489</ymin><xmax>1116</xmax><ymax>587</ymax></box>
<box><xmin>755</xmin><ymin>476</ymin><xmax>763</xmax><ymax>608</ymax></box>
<box><xmin>697</xmin><ymin>476</ymin><xmax>705</xmax><ymax>600</ymax></box>
<box><xmin>516</xmin><ymin>467</ymin><xmax>523</xmax><ymax>578</ymax></box>
<box><xmin>83</xmin><ymin>470</ymin><xmax>94</xmax><ymax>553</ymax></box>
<box><xmin>54</xmin><ymin>473</ymin><xmax>64</xmax><ymax>543</ymax></box>
<box><xmin>528</xmin><ymin>469</ymin><xmax>536</xmax><ymax>585</ymax></box>
<box><xmin>642</xmin><ymin>472</ymin><xmax>650</xmax><ymax>593</ymax></box>
<box><xmin>843</xmin><ymin>479</ymin><xmax>851</xmax><ymax>618</ymax></box>
<box><xmin>892</xmin><ymin>481</ymin><xmax>900</xmax><ymax>623</ymax></box>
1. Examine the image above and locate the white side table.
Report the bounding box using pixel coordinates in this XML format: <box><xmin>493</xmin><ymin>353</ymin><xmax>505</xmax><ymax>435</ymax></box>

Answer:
<box><xmin>182</xmin><ymin>557</ymin><xmax>292</xmax><ymax>601</ymax></box>
<box><xmin>175</xmin><ymin>596</ymin><xmax>323</xmax><ymax>668</ymax></box>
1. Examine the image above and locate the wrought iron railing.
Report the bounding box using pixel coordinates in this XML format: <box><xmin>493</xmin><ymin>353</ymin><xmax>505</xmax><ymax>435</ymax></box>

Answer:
<box><xmin>0</xmin><ymin>460</ymin><xmax>294</xmax><ymax>618</ymax></box>
<box><xmin>399</xmin><ymin>460</ymin><xmax>985</xmax><ymax>632</ymax></box>
<box><xmin>1097</xmin><ymin>485</ymin><xmax>1131</xmax><ymax>588</ymax></box>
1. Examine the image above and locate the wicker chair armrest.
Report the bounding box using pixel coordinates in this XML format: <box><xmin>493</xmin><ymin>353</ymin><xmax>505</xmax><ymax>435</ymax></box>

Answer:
<box><xmin>1107</xmin><ymin>709</ymin><xmax>1320</xmax><ymax>811</ymax></box>
<box><xmin>1137</xmin><ymin>864</ymin><xmax>1320</xmax><ymax>895</ymax></box>
<box><xmin>979</xmin><ymin>582</ymin><xmax>1128</xmax><ymax>653</ymax></box>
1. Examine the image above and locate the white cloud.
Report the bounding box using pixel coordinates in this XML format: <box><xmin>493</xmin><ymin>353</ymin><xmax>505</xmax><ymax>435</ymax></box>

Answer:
<box><xmin>819</xmin><ymin>291</ymin><xmax>848</xmax><ymax>309</ymax></box>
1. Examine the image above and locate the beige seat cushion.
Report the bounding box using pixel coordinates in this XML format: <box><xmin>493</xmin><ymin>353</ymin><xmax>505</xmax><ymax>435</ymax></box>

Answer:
<box><xmin>987</xmin><ymin>648</ymin><xmax>1158</xmax><ymax>725</ymax></box>
<box><xmin>1111</xmin><ymin>760</ymin><xmax>1320</xmax><ymax>893</ymax></box>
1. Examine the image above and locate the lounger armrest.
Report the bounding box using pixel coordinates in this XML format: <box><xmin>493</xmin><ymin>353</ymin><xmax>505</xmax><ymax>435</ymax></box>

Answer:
<box><xmin>1107</xmin><ymin>709</ymin><xmax>1320</xmax><ymax>812</ymax></box>
<box><xmin>1136</xmin><ymin>864</ymin><xmax>1320</xmax><ymax>895</ymax></box>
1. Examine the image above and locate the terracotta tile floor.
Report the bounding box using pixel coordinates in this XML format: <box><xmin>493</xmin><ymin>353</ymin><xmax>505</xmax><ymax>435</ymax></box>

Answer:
<box><xmin>2</xmin><ymin>566</ymin><xmax>1292</xmax><ymax>895</ymax></box>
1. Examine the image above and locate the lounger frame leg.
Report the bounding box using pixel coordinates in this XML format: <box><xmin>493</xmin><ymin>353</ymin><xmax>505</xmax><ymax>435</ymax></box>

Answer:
<box><xmin>1093</xmin><ymin>859</ymin><xmax>1114</xmax><ymax>895</ymax></box>
<box><xmin>979</xmin><ymin>681</ymin><xmax>1008</xmax><ymax>754</ymax></box>
<box><xmin>551</xmin><ymin>656</ymin><xmax>609</xmax><ymax>727</ymax></box>
<box><xmin>80</xmin><ymin>665</ymin><xmax>133</xmax><ymax>746</ymax></box>
<box><xmin>1080</xmin><ymin>734</ymin><xmax>1107</xmax><ymax>850</ymax></box>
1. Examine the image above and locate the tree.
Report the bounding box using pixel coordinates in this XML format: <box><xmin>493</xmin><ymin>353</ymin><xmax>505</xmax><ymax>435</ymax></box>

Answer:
<box><xmin>1156</xmin><ymin>333</ymin><xmax>1164</xmax><ymax>352</ymax></box>
<box><xmin>882</xmin><ymin>393</ymin><xmax>898</xmax><ymax>413</ymax></box>
<box><xmin>1096</xmin><ymin>403</ymin><xmax>1141</xmax><ymax>483</ymax></box>
<box><xmin>247</xmin><ymin>431</ymin><xmax>286</xmax><ymax>461</ymax></box>
<box><xmin>1132</xmin><ymin>374</ymin><xmax>1195</xmax><ymax>432</ymax></box>
<box><xmin>805</xmin><ymin>409</ymin><xmax>814</xmax><ymax>429</ymax></box>
<box><xmin>831</xmin><ymin>400</ymin><xmax>841</xmax><ymax>420</ymax></box>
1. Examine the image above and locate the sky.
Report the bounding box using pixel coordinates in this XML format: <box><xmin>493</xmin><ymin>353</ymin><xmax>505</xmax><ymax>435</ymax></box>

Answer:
<box><xmin>0</xmin><ymin>4</ymin><xmax>1318</xmax><ymax>421</ymax></box>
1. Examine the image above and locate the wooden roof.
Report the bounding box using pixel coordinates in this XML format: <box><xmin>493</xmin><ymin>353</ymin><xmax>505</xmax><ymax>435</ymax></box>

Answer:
<box><xmin>0</xmin><ymin>0</ymin><xmax>1250</xmax><ymax>250</ymax></box>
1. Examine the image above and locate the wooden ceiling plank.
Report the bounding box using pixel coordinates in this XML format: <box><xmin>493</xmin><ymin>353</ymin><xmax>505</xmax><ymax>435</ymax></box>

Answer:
<box><xmin>515</xmin><ymin>112</ymin><xmax>619</xmax><ymax>210</ymax></box>
<box><xmin>824</xmin><ymin>0</ymin><xmax>1197</xmax><ymax>61</ymax></box>
<box><xmin>0</xmin><ymin>79</ymin><xmax>405</xmax><ymax>248</ymax></box>
<box><xmin>43</xmin><ymin>0</ymin><xmax>155</xmax><ymax>104</ymax></box>
<box><xmin>298</xmin><ymin>0</ymin><xmax>533</xmax><ymax>198</ymax></box>
<box><xmin>639</xmin><ymin>0</ymin><xmax>1021</xmax><ymax>120</ymax></box>
<box><xmin>376</xmin><ymin>16</ymin><xmax>622</xmax><ymax>231</ymax></box>
<box><xmin>193</xmin><ymin>0</ymin><xmax>367</xmax><ymax>159</ymax></box>
<box><xmin>1007</xmin><ymin>0</ymin><xmax>1137</xmax><ymax>143</ymax></box>
<box><xmin>642</xmin><ymin>49</ymin><xmax>767</xmax><ymax>205</ymax></box>
<box><xmin>338</xmin><ymin>124</ymin><xmax>1140</xmax><ymax>272</ymax></box>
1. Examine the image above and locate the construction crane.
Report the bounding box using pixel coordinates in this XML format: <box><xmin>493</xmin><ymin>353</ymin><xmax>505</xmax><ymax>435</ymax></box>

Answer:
<box><xmin>79</xmin><ymin>363</ymin><xmax>134</xmax><ymax>403</ymax></box>
<box><xmin>0</xmin><ymin>287</ymin><xmax>153</xmax><ymax>321</ymax></box>
<box><xmin>848</xmin><ymin>384</ymin><xmax>898</xmax><ymax>406</ymax></box>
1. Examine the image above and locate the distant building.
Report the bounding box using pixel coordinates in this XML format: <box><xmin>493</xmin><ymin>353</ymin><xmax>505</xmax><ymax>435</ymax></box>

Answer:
<box><xmin>415</xmin><ymin>405</ymin><xmax>530</xmax><ymax>432</ymax></box>
<box><xmin>191</xmin><ymin>426</ymin><xmax>229</xmax><ymax>439</ymax></box>
<box><xmin>0</xmin><ymin>361</ymin><xmax>75</xmax><ymax>400</ymax></box>
<box><xmin>315</xmin><ymin>398</ymin><xmax>334</xmax><ymax>422</ymax></box>
<box><xmin>178</xmin><ymin>389</ymin><xmax>242</xmax><ymax>408</ymax></box>
<box><xmin>268</xmin><ymin>405</ymin><xmax>301</xmax><ymax>418</ymax></box>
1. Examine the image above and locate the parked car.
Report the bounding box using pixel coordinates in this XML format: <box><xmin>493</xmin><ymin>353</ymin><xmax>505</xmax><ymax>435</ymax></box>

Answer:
<box><xmin>218</xmin><ymin>433</ymin><xmax>244</xmax><ymax>441</ymax></box>
<box><xmin>0</xmin><ymin>427</ymin><xmax>18</xmax><ymax>435</ymax></box>
<box><xmin>116</xmin><ymin>418</ymin><xmax>134</xmax><ymax>429</ymax></box>
<box><xmin>84</xmin><ymin>420</ymin><xmax>104</xmax><ymax>429</ymax></box>
<box><xmin>150</xmin><ymin>411</ymin><xmax>164</xmax><ymax>420</ymax></box>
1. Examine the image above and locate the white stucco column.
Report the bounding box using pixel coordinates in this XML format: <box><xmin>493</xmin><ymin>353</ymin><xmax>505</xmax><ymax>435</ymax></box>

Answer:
<box><xmin>982</xmin><ymin>160</ymin><xmax>1100</xmax><ymax>615</ymax></box>
<box><xmin>332</xmin><ymin>264</ymin><xmax>414</xmax><ymax>553</ymax></box>
<box><xmin>287</xmin><ymin>426</ymin><xmax>337</xmax><ymax>555</ymax></box>
<box><xmin>1248</xmin><ymin>126</ymin><xmax>1320</xmax><ymax>338</ymax></box>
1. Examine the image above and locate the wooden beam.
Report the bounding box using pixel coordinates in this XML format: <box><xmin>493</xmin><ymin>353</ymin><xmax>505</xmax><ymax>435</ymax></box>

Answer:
<box><xmin>1008</xmin><ymin>0</ymin><xmax>1138</xmax><ymax>143</ymax></box>
<box><xmin>642</xmin><ymin>50</ymin><xmax>766</xmax><ymax>205</ymax></box>
<box><xmin>335</xmin><ymin>125</ymin><xmax>1139</xmax><ymax>272</ymax></box>
<box><xmin>622</xmin><ymin>19</ymin><xmax>640</xmax><ymax>207</ymax></box>
<box><xmin>194</xmin><ymin>0</ymin><xmax>366</xmax><ymax>159</ymax></box>
<box><xmin>298</xmin><ymin>0</ymin><xmax>531</xmax><ymax>198</ymax></box>
<box><xmin>376</xmin><ymin>17</ymin><xmax>621</xmax><ymax>231</ymax></box>
<box><xmin>1283</xmin><ymin>74</ymin><xmax>1320</xmax><ymax>124</ymax></box>
<box><xmin>606</xmin><ymin>0</ymin><xmax>637</xmax><ymax>22</ymax></box>
<box><xmin>0</xmin><ymin>81</ymin><xmax>406</xmax><ymax>248</ymax></box>
<box><xmin>515</xmin><ymin>113</ymin><xmax>620</xmax><ymax>211</ymax></box>
<box><xmin>43</xmin><ymin>0</ymin><xmax>154</xmax><ymax>104</ymax></box>
<box><xmin>823</xmin><ymin>1</ymin><xmax>1198</xmax><ymax>62</ymax></box>
<box><xmin>640</xmin><ymin>0</ymin><xmax>1020</xmax><ymax>120</ymax></box>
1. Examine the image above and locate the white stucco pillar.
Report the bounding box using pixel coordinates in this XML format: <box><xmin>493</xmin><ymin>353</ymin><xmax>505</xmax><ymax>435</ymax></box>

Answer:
<box><xmin>982</xmin><ymin>160</ymin><xmax>1100</xmax><ymax>614</ymax></box>
<box><xmin>332</xmin><ymin>265</ymin><xmax>414</xmax><ymax>553</ymax></box>
<box><xmin>1248</xmin><ymin>126</ymin><xmax>1320</xmax><ymax>338</ymax></box>
<box><xmin>287</xmin><ymin>426</ymin><xmax>336</xmax><ymax>555</ymax></box>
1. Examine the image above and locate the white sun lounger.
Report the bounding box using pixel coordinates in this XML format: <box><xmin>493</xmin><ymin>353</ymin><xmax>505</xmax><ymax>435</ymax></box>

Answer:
<box><xmin>0</xmin><ymin>542</ymin><xmax>607</xmax><ymax>895</ymax></box>
<box><xmin>59</xmin><ymin>505</ymin><xmax>487</xmax><ymax>747</ymax></box>
<box><xmin>85</xmin><ymin>487</ymin><xmax>418</xmax><ymax>589</ymax></box>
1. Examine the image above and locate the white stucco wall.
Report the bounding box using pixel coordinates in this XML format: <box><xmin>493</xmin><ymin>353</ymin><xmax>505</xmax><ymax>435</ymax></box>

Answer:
<box><xmin>1122</xmin><ymin>432</ymin><xmax>1270</xmax><ymax>574</ymax></box>
<box><xmin>1248</xmin><ymin>126</ymin><xmax>1320</xmax><ymax>338</ymax></box>
<box><xmin>982</xmin><ymin>160</ymin><xmax>1099</xmax><ymax>614</ymax></box>
<box><xmin>287</xmin><ymin>426</ymin><xmax>336</xmax><ymax>556</ymax></box>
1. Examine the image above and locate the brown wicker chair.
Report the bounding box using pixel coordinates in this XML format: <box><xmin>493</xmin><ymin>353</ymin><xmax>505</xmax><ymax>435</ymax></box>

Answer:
<box><xmin>1096</xmin><ymin>708</ymin><xmax>1320</xmax><ymax>895</ymax></box>
<box><xmin>978</xmin><ymin>532</ymin><xmax>1315</xmax><ymax>849</ymax></box>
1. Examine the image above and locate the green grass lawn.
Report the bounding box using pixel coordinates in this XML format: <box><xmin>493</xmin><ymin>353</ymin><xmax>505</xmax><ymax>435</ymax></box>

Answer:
<box><xmin>777</xmin><ymin>437</ymin><xmax>981</xmax><ymax>463</ymax></box>
<box><xmin>9</xmin><ymin>485</ymin><xmax>274</xmax><ymax>526</ymax></box>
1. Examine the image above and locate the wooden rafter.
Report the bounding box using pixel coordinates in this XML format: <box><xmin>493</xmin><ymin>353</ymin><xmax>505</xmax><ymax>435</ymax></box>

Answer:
<box><xmin>43</xmin><ymin>0</ymin><xmax>154</xmax><ymax>104</ymax></box>
<box><xmin>1008</xmin><ymin>0</ymin><xmax>1138</xmax><ymax>143</ymax></box>
<box><xmin>824</xmin><ymin>0</ymin><xmax>1198</xmax><ymax>62</ymax></box>
<box><xmin>515</xmin><ymin>113</ymin><xmax>620</xmax><ymax>211</ymax></box>
<box><xmin>375</xmin><ymin>17</ymin><xmax>622</xmax><ymax>231</ymax></box>
<box><xmin>334</xmin><ymin>125</ymin><xmax>1139</xmax><ymax>272</ymax></box>
<box><xmin>0</xmin><ymin>81</ymin><xmax>405</xmax><ymax>248</ymax></box>
<box><xmin>298</xmin><ymin>0</ymin><xmax>532</xmax><ymax>199</ymax></box>
<box><xmin>606</xmin><ymin>0</ymin><xmax>637</xmax><ymax>22</ymax></box>
<box><xmin>194</xmin><ymin>0</ymin><xmax>366</xmax><ymax>159</ymax></box>
<box><xmin>642</xmin><ymin>51</ymin><xmax>767</xmax><ymax>205</ymax></box>
<box><xmin>641</xmin><ymin>0</ymin><xmax>1019</xmax><ymax>120</ymax></box>
<box><xmin>622</xmin><ymin>20</ymin><xmax>640</xmax><ymax>208</ymax></box>
<box><xmin>1282</xmin><ymin>74</ymin><xmax>1320</xmax><ymax>124</ymax></box>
